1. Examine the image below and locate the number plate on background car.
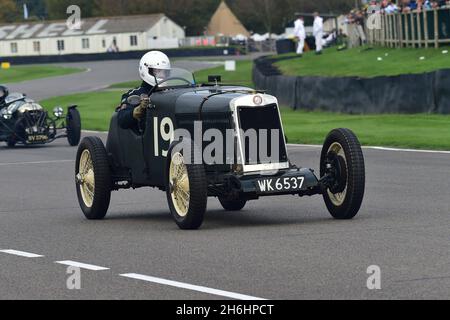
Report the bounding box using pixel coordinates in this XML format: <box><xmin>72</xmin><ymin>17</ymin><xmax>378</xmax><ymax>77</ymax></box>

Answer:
<box><xmin>256</xmin><ymin>176</ymin><xmax>305</xmax><ymax>194</ymax></box>
<box><xmin>28</xmin><ymin>135</ymin><xmax>48</xmax><ymax>142</ymax></box>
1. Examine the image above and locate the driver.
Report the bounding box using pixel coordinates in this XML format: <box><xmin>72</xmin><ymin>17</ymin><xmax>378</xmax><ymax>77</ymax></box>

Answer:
<box><xmin>0</xmin><ymin>85</ymin><xmax>9</xmax><ymax>109</ymax></box>
<box><xmin>117</xmin><ymin>51</ymin><xmax>171</xmax><ymax>130</ymax></box>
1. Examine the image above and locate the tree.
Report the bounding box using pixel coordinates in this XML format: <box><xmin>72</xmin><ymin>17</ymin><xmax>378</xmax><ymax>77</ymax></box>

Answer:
<box><xmin>4</xmin><ymin>0</ymin><xmax>356</xmax><ymax>35</ymax></box>
<box><xmin>0</xmin><ymin>0</ymin><xmax>19</xmax><ymax>23</ymax></box>
<box><xmin>45</xmin><ymin>0</ymin><xmax>95</xmax><ymax>20</ymax></box>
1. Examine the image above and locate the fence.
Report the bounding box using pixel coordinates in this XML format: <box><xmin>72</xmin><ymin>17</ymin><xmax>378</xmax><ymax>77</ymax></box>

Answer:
<box><xmin>368</xmin><ymin>8</ymin><xmax>450</xmax><ymax>48</ymax></box>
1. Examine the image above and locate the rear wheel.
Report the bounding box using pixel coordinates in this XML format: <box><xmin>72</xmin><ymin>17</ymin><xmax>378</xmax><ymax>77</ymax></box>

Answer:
<box><xmin>320</xmin><ymin>128</ymin><xmax>365</xmax><ymax>220</ymax></box>
<box><xmin>67</xmin><ymin>108</ymin><xmax>81</xmax><ymax>146</ymax></box>
<box><xmin>166</xmin><ymin>144</ymin><xmax>207</xmax><ymax>230</ymax></box>
<box><xmin>75</xmin><ymin>137</ymin><xmax>111</xmax><ymax>220</ymax></box>
<box><xmin>6</xmin><ymin>137</ymin><xmax>16</xmax><ymax>148</ymax></box>
<box><xmin>218</xmin><ymin>196</ymin><xmax>247</xmax><ymax>211</ymax></box>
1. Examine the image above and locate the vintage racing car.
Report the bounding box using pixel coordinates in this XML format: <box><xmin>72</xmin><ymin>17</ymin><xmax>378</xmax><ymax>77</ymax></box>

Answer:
<box><xmin>0</xmin><ymin>93</ymin><xmax>81</xmax><ymax>147</ymax></box>
<box><xmin>75</xmin><ymin>69</ymin><xmax>365</xmax><ymax>230</ymax></box>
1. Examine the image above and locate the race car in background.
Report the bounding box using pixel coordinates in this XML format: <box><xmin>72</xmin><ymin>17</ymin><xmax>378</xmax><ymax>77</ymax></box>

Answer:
<box><xmin>0</xmin><ymin>92</ymin><xmax>81</xmax><ymax>147</ymax></box>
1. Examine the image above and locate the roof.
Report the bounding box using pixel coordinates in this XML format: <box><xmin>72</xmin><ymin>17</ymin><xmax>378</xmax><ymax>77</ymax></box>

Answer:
<box><xmin>206</xmin><ymin>1</ymin><xmax>250</xmax><ymax>37</ymax></box>
<box><xmin>0</xmin><ymin>14</ymin><xmax>168</xmax><ymax>40</ymax></box>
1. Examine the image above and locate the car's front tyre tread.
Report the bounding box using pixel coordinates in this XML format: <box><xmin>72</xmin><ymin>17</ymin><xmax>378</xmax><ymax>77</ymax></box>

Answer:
<box><xmin>76</xmin><ymin>136</ymin><xmax>111</xmax><ymax>220</ymax></box>
<box><xmin>67</xmin><ymin>108</ymin><xmax>81</xmax><ymax>147</ymax></box>
<box><xmin>321</xmin><ymin>128</ymin><xmax>365</xmax><ymax>220</ymax></box>
<box><xmin>166</xmin><ymin>143</ymin><xmax>207</xmax><ymax>230</ymax></box>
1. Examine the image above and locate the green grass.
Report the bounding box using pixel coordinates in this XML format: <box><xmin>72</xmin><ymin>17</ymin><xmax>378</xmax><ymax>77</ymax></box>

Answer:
<box><xmin>194</xmin><ymin>60</ymin><xmax>254</xmax><ymax>87</ymax></box>
<box><xmin>275</xmin><ymin>46</ymin><xmax>450</xmax><ymax>78</ymax></box>
<box><xmin>108</xmin><ymin>80</ymin><xmax>141</xmax><ymax>89</ymax></box>
<box><xmin>40</xmin><ymin>90</ymin><xmax>450</xmax><ymax>150</ymax></box>
<box><xmin>0</xmin><ymin>65</ymin><xmax>84</xmax><ymax>83</ymax></box>
<box><xmin>109</xmin><ymin>60</ymin><xmax>254</xmax><ymax>89</ymax></box>
<box><xmin>281</xmin><ymin>109</ymin><xmax>450</xmax><ymax>150</ymax></box>
<box><xmin>41</xmin><ymin>91</ymin><xmax>122</xmax><ymax>132</ymax></box>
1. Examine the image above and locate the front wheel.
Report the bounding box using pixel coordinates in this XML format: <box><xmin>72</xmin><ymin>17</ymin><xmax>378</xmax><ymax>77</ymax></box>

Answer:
<box><xmin>166</xmin><ymin>143</ymin><xmax>207</xmax><ymax>230</ymax></box>
<box><xmin>75</xmin><ymin>137</ymin><xmax>111</xmax><ymax>220</ymax></box>
<box><xmin>67</xmin><ymin>108</ymin><xmax>81</xmax><ymax>146</ymax></box>
<box><xmin>320</xmin><ymin>128</ymin><xmax>365</xmax><ymax>220</ymax></box>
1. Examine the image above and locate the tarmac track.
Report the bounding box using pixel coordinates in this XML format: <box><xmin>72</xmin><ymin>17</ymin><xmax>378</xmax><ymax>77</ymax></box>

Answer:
<box><xmin>0</xmin><ymin>133</ymin><xmax>449</xmax><ymax>300</ymax></box>
<box><xmin>1</xmin><ymin>59</ymin><xmax>450</xmax><ymax>300</ymax></box>
<box><xmin>6</xmin><ymin>59</ymin><xmax>221</xmax><ymax>101</ymax></box>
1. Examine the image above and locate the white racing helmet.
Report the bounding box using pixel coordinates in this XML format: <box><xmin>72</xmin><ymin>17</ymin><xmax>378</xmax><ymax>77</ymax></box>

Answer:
<box><xmin>139</xmin><ymin>51</ymin><xmax>171</xmax><ymax>86</ymax></box>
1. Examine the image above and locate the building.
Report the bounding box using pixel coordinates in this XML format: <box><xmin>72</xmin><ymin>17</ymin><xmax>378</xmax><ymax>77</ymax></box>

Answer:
<box><xmin>0</xmin><ymin>14</ymin><xmax>185</xmax><ymax>57</ymax></box>
<box><xmin>206</xmin><ymin>1</ymin><xmax>250</xmax><ymax>38</ymax></box>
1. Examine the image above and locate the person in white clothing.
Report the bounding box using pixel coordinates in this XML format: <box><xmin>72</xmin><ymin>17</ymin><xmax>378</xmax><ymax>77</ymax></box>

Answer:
<box><xmin>294</xmin><ymin>15</ymin><xmax>306</xmax><ymax>56</ymax></box>
<box><xmin>313</xmin><ymin>12</ymin><xmax>324</xmax><ymax>54</ymax></box>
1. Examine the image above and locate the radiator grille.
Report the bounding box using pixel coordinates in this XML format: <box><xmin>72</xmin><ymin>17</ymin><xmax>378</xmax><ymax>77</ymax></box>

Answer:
<box><xmin>236</xmin><ymin>104</ymin><xmax>288</xmax><ymax>166</ymax></box>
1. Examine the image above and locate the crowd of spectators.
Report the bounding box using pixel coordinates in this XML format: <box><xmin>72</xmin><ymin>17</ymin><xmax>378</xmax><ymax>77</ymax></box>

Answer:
<box><xmin>365</xmin><ymin>0</ymin><xmax>450</xmax><ymax>15</ymax></box>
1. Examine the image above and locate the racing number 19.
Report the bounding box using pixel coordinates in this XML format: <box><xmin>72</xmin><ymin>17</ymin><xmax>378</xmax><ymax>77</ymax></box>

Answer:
<box><xmin>154</xmin><ymin>117</ymin><xmax>174</xmax><ymax>157</ymax></box>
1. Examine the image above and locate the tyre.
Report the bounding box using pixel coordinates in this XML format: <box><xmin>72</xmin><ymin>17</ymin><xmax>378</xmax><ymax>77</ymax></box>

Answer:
<box><xmin>166</xmin><ymin>143</ymin><xmax>207</xmax><ymax>230</ymax></box>
<box><xmin>75</xmin><ymin>137</ymin><xmax>111</xmax><ymax>220</ymax></box>
<box><xmin>6</xmin><ymin>137</ymin><xmax>16</xmax><ymax>148</ymax></box>
<box><xmin>320</xmin><ymin>128</ymin><xmax>365</xmax><ymax>220</ymax></box>
<box><xmin>67</xmin><ymin>108</ymin><xmax>81</xmax><ymax>146</ymax></box>
<box><xmin>218</xmin><ymin>196</ymin><xmax>247</xmax><ymax>211</ymax></box>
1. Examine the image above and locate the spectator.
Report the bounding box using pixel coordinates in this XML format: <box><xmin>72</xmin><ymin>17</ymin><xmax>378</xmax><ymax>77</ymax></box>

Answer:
<box><xmin>385</xmin><ymin>1</ymin><xmax>400</xmax><ymax>14</ymax></box>
<box><xmin>313</xmin><ymin>12</ymin><xmax>324</xmax><ymax>55</ymax></box>
<box><xmin>293</xmin><ymin>15</ymin><xmax>306</xmax><ymax>57</ymax></box>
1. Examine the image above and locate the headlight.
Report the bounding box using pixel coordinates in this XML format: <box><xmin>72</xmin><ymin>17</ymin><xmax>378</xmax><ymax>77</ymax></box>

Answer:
<box><xmin>2</xmin><ymin>110</ymin><xmax>12</xmax><ymax>120</ymax></box>
<box><xmin>53</xmin><ymin>107</ymin><xmax>64</xmax><ymax>118</ymax></box>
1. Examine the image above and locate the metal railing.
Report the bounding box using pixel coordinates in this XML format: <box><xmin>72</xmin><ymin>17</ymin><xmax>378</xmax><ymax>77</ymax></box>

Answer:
<box><xmin>368</xmin><ymin>8</ymin><xmax>450</xmax><ymax>48</ymax></box>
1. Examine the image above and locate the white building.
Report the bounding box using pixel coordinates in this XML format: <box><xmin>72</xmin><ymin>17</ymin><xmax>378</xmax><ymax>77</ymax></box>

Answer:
<box><xmin>0</xmin><ymin>14</ymin><xmax>185</xmax><ymax>57</ymax></box>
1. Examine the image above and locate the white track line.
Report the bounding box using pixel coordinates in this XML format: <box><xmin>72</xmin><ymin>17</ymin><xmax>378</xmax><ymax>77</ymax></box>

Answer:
<box><xmin>0</xmin><ymin>249</ymin><xmax>44</xmax><ymax>258</ymax></box>
<box><xmin>120</xmin><ymin>273</ymin><xmax>266</xmax><ymax>300</ymax></box>
<box><xmin>0</xmin><ymin>160</ymin><xmax>74</xmax><ymax>166</ymax></box>
<box><xmin>287</xmin><ymin>144</ymin><xmax>450</xmax><ymax>154</ymax></box>
<box><xmin>368</xmin><ymin>146</ymin><xmax>450</xmax><ymax>154</ymax></box>
<box><xmin>55</xmin><ymin>260</ymin><xmax>109</xmax><ymax>271</ymax></box>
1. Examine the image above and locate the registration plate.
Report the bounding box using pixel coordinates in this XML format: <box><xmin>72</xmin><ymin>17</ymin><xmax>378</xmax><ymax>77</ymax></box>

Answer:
<box><xmin>28</xmin><ymin>135</ymin><xmax>48</xmax><ymax>143</ymax></box>
<box><xmin>256</xmin><ymin>176</ymin><xmax>305</xmax><ymax>194</ymax></box>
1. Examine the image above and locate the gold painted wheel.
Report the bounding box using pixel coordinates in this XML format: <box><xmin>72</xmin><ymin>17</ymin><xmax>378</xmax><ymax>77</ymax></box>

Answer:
<box><xmin>327</xmin><ymin>142</ymin><xmax>348</xmax><ymax>207</ymax></box>
<box><xmin>78</xmin><ymin>149</ymin><xmax>95</xmax><ymax>208</ymax></box>
<box><xmin>169</xmin><ymin>152</ymin><xmax>190</xmax><ymax>217</ymax></box>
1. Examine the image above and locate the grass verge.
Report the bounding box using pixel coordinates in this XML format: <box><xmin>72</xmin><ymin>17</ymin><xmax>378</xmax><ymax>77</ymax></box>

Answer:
<box><xmin>275</xmin><ymin>46</ymin><xmax>450</xmax><ymax>78</ymax></box>
<box><xmin>40</xmin><ymin>90</ymin><xmax>450</xmax><ymax>150</ymax></box>
<box><xmin>0</xmin><ymin>65</ymin><xmax>84</xmax><ymax>83</ymax></box>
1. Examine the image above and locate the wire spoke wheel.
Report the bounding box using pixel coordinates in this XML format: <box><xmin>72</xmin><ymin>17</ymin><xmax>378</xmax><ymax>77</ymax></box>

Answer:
<box><xmin>166</xmin><ymin>143</ymin><xmax>207</xmax><ymax>230</ymax></box>
<box><xmin>320</xmin><ymin>129</ymin><xmax>365</xmax><ymax>220</ymax></box>
<box><xmin>326</xmin><ymin>142</ymin><xmax>348</xmax><ymax>207</ymax></box>
<box><xmin>169</xmin><ymin>152</ymin><xmax>190</xmax><ymax>217</ymax></box>
<box><xmin>75</xmin><ymin>137</ymin><xmax>111</xmax><ymax>220</ymax></box>
<box><xmin>78</xmin><ymin>149</ymin><xmax>95</xmax><ymax>208</ymax></box>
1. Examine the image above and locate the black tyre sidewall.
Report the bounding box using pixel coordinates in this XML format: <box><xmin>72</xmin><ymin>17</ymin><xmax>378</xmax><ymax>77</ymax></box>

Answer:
<box><xmin>320</xmin><ymin>128</ymin><xmax>365</xmax><ymax>220</ymax></box>
<box><xmin>67</xmin><ymin>108</ymin><xmax>81</xmax><ymax>146</ymax></box>
<box><xmin>166</xmin><ymin>141</ymin><xmax>207</xmax><ymax>230</ymax></box>
<box><xmin>218</xmin><ymin>197</ymin><xmax>247</xmax><ymax>211</ymax></box>
<box><xmin>76</xmin><ymin>137</ymin><xmax>112</xmax><ymax>220</ymax></box>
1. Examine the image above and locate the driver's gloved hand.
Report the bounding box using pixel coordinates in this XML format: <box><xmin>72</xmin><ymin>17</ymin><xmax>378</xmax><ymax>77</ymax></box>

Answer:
<box><xmin>132</xmin><ymin>95</ymin><xmax>150</xmax><ymax>120</ymax></box>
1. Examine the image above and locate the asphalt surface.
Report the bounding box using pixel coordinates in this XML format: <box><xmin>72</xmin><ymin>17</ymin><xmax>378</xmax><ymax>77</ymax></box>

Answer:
<box><xmin>6</xmin><ymin>59</ymin><xmax>220</xmax><ymax>101</ymax></box>
<box><xmin>1</xmin><ymin>58</ymin><xmax>450</xmax><ymax>300</ymax></box>
<box><xmin>1</xmin><ymin>133</ymin><xmax>449</xmax><ymax>300</ymax></box>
